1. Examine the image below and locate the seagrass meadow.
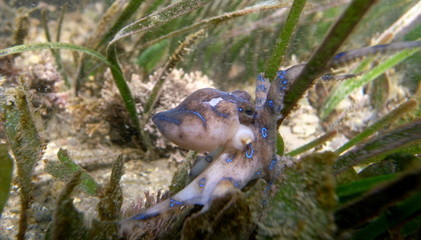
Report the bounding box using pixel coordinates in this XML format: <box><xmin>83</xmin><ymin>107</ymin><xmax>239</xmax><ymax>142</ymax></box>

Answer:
<box><xmin>0</xmin><ymin>0</ymin><xmax>420</xmax><ymax>239</ymax></box>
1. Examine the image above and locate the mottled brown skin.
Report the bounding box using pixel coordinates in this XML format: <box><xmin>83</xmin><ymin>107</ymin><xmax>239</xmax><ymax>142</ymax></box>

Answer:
<box><xmin>152</xmin><ymin>88</ymin><xmax>255</xmax><ymax>152</ymax></box>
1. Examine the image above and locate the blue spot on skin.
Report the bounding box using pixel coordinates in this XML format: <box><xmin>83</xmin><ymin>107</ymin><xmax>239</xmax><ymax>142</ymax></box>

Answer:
<box><xmin>131</xmin><ymin>214</ymin><xmax>148</xmax><ymax>220</ymax></box>
<box><xmin>269</xmin><ymin>159</ymin><xmax>277</xmax><ymax>170</ymax></box>
<box><xmin>257</xmin><ymin>74</ymin><xmax>265</xmax><ymax>82</ymax></box>
<box><xmin>255</xmin><ymin>171</ymin><xmax>262</xmax><ymax>176</ymax></box>
<box><xmin>276</xmin><ymin>70</ymin><xmax>286</xmax><ymax>80</ymax></box>
<box><xmin>199</xmin><ymin>178</ymin><xmax>207</xmax><ymax>187</ymax></box>
<box><xmin>245</xmin><ymin>143</ymin><xmax>254</xmax><ymax>158</ymax></box>
<box><xmin>169</xmin><ymin>198</ymin><xmax>184</xmax><ymax>207</ymax></box>
<box><xmin>262</xmin><ymin>180</ymin><xmax>274</xmax><ymax>195</ymax></box>
<box><xmin>261</xmin><ymin>127</ymin><xmax>268</xmax><ymax>138</ymax></box>
<box><xmin>238</xmin><ymin>107</ymin><xmax>243</xmax><ymax>112</ymax></box>
<box><xmin>322</xmin><ymin>74</ymin><xmax>332</xmax><ymax>80</ymax></box>
<box><xmin>226</xmin><ymin>153</ymin><xmax>236</xmax><ymax>163</ymax></box>
<box><xmin>334</xmin><ymin>51</ymin><xmax>346</xmax><ymax>60</ymax></box>
<box><xmin>267</xmin><ymin>180</ymin><xmax>273</xmax><ymax>187</ymax></box>
<box><xmin>221</xmin><ymin>177</ymin><xmax>241</xmax><ymax>188</ymax></box>
<box><xmin>268</xmin><ymin>100</ymin><xmax>274</xmax><ymax>108</ymax></box>
<box><xmin>280</xmin><ymin>86</ymin><xmax>287</xmax><ymax>91</ymax></box>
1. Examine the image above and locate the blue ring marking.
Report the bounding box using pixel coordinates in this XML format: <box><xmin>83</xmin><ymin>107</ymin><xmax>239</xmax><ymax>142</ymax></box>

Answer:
<box><xmin>154</xmin><ymin>115</ymin><xmax>181</xmax><ymax>125</ymax></box>
<box><xmin>245</xmin><ymin>144</ymin><xmax>254</xmax><ymax>159</ymax></box>
<box><xmin>257</xmin><ymin>74</ymin><xmax>265</xmax><ymax>82</ymax></box>
<box><xmin>198</xmin><ymin>178</ymin><xmax>207</xmax><ymax>187</ymax></box>
<box><xmin>261</xmin><ymin>127</ymin><xmax>268</xmax><ymax>138</ymax></box>
<box><xmin>280</xmin><ymin>86</ymin><xmax>287</xmax><ymax>91</ymax></box>
<box><xmin>226</xmin><ymin>153</ymin><xmax>236</xmax><ymax>163</ymax></box>
<box><xmin>255</xmin><ymin>171</ymin><xmax>262</xmax><ymax>176</ymax></box>
<box><xmin>186</xmin><ymin>110</ymin><xmax>206</xmax><ymax>126</ymax></box>
<box><xmin>169</xmin><ymin>198</ymin><xmax>184</xmax><ymax>207</ymax></box>
<box><xmin>267</xmin><ymin>100</ymin><xmax>274</xmax><ymax>108</ymax></box>
<box><xmin>238</xmin><ymin>107</ymin><xmax>243</xmax><ymax>112</ymax></box>
<box><xmin>221</xmin><ymin>177</ymin><xmax>241</xmax><ymax>188</ymax></box>
<box><xmin>205</xmin><ymin>155</ymin><xmax>212</xmax><ymax>162</ymax></box>
<box><xmin>333</xmin><ymin>51</ymin><xmax>346</xmax><ymax>60</ymax></box>
<box><xmin>276</xmin><ymin>70</ymin><xmax>286</xmax><ymax>80</ymax></box>
<box><xmin>269</xmin><ymin>159</ymin><xmax>277</xmax><ymax>170</ymax></box>
<box><xmin>282</xmin><ymin>80</ymin><xmax>288</xmax><ymax>85</ymax></box>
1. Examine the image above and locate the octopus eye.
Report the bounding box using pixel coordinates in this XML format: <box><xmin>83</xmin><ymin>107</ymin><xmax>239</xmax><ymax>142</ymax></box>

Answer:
<box><xmin>245</xmin><ymin>109</ymin><xmax>254</xmax><ymax>116</ymax></box>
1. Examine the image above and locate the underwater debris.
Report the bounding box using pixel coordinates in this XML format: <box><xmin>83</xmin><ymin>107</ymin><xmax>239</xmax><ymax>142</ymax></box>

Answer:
<box><xmin>97</xmin><ymin>155</ymin><xmax>124</xmax><ymax>221</ymax></box>
<box><xmin>49</xmin><ymin>171</ymin><xmax>89</xmax><ymax>240</ymax></box>
<box><xmin>182</xmin><ymin>190</ymin><xmax>254</xmax><ymax>240</ymax></box>
<box><xmin>335</xmin><ymin>167</ymin><xmax>421</xmax><ymax>237</ymax></box>
<box><xmin>0</xmin><ymin>144</ymin><xmax>13</xmax><ymax>216</ymax></box>
<box><xmin>4</xmin><ymin>85</ymin><xmax>45</xmax><ymax>240</ymax></box>
<box><xmin>45</xmin><ymin>148</ymin><xmax>100</xmax><ymax>195</ymax></box>
<box><xmin>12</xmin><ymin>10</ymin><xmax>30</xmax><ymax>46</ymax></box>
<box><xmin>334</xmin><ymin>119</ymin><xmax>421</xmax><ymax>175</ymax></box>
<box><xmin>257</xmin><ymin>152</ymin><xmax>337</xmax><ymax>240</ymax></box>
